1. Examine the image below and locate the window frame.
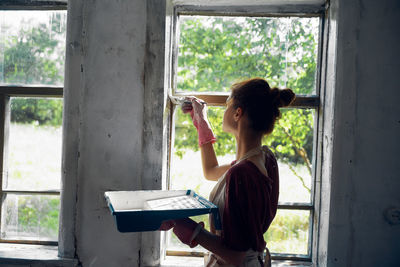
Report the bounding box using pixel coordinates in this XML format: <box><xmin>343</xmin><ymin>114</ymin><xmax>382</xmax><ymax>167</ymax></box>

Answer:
<box><xmin>0</xmin><ymin>0</ymin><xmax>67</xmax><ymax>246</ymax></box>
<box><xmin>164</xmin><ymin>3</ymin><xmax>326</xmax><ymax>263</ymax></box>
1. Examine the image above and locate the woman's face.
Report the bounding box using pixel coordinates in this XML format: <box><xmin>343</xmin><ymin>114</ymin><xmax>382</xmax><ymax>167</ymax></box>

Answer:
<box><xmin>222</xmin><ymin>96</ymin><xmax>236</xmax><ymax>133</ymax></box>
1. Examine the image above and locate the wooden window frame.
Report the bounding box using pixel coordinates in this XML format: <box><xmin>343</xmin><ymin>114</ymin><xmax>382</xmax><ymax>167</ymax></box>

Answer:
<box><xmin>0</xmin><ymin>0</ymin><xmax>67</xmax><ymax>246</ymax></box>
<box><xmin>164</xmin><ymin>3</ymin><xmax>326</xmax><ymax>263</ymax></box>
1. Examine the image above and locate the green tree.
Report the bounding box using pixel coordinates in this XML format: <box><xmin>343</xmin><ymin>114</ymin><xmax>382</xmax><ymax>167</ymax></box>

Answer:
<box><xmin>0</xmin><ymin>12</ymin><xmax>66</xmax><ymax>85</ymax></box>
<box><xmin>0</xmin><ymin>12</ymin><xmax>66</xmax><ymax>126</ymax></box>
<box><xmin>174</xmin><ymin>16</ymin><xmax>319</xmax><ymax>192</ymax></box>
<box><xmin>1</xmin><ymin>12</ymin><xmax>65</xmax><ymax>238</ymax></box>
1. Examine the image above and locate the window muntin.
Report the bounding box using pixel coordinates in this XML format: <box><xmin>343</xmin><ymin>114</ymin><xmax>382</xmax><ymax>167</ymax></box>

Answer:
<box><xmin>167</xmin><ymin>12</ymin><xmax>321</xmax><ymax>261</ymax></box>
<box><xmin>0</xmin><ymin>9</ymin><xmax>66</xmax><ymax>245</ymax></box>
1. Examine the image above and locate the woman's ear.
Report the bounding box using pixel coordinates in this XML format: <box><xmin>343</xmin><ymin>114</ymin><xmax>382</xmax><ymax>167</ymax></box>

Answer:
<box><xmin>234</xmin><ymin>107</ymin><xmax>243</xmax><ymax>122</ymax></box>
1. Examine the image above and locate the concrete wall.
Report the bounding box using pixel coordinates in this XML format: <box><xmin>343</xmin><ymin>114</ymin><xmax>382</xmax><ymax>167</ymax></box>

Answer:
<box><xmin>75</xmin><ymin>0</ymin><xmax>145</xmax><ymax>264</ymax></box>
<box><xmin>60</xmin><ymin>0</ymin><xmax>152</xmax><ymax>266</ymax></box>
<box><xmin>326</xmin><ymin>0</ymin><xmax>400</xmax><ymax>266</ymax></box>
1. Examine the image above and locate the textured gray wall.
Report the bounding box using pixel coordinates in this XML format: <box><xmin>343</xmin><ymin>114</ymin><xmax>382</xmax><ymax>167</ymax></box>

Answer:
<box><xmin>326</xmin><ymin>0</ymin><xmax>400</xmax><ymax>266</ymax></box>
<box><xmin>64</xmin><ymin>0</ymin><xmax>147</xmax><ymax>266</ymax></box>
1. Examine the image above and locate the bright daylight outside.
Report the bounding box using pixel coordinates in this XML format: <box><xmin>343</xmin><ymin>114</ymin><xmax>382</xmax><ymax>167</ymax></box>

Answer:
<box><xmin>168</xmin><ymin>15</ymin><xmax>319</xmax><ymax>256</ymax></box>
<box><xmin>0</xmin><ymin>11</ymin><xmax>66</xmax><ymax>241</ymax></box>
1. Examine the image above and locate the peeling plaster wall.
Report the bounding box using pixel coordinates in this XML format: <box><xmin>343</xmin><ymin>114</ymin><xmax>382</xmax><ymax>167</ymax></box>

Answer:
<box><xmin>65</xmin><ymin>0</ymin><xmax>148</xmax><ymax>266</ymax></box>
<box><xmin>326</xmin><ymin>0</ymin><xmax>400</xmax><ymax>266</ymax></box>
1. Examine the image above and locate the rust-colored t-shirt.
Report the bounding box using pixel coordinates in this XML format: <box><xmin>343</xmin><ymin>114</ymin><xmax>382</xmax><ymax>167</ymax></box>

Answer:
<box><xmin>221</xmin><ymin>151</ymin><xmax>279</xmax><ymax>252</ymax></box>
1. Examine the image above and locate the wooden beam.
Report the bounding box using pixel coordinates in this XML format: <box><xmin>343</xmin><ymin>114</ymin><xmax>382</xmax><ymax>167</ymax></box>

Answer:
<box><xmin>278</xmin><ymin>202</ymin><xmax>313</xmax><ymax>210</ymax></box>
<box><xmin>176</xmin><ymin>4</ymin><xmax>325</xmax><ymax>17</ymax></box>
<box><xmin>0</xmin><ymin>0</ymin><xmax>67</xmax><ymax>10</ymax></box>
<box><xmin>171</xmin><ymin>93</ymin><xmax>319</xmax><ymax>108</ymax></box>
<box><xmin>0</xmin><ymin>239</ymin><xmax>57</xmax><ymax>246</ymax></box>
<box><xmin>0</xmin><ymin>86</ymin><xmax>63</xmax><ymax>97</ymax></box>
<box><xmin>2</xmin><ymin>190</ymin><xmax>60</xmax><ymax>195</ymax></box>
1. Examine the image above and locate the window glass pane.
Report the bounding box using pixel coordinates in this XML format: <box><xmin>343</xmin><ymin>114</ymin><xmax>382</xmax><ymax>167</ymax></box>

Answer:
<box><xmin>169</xmin><ymin>106</ymin><xmax>235</xmax><ymax>252</ymax></box>
<box><xmin>263</xmin><ymin>108</ymin><xmax>315</xmax><ymax>203</ymax></box>
<box><xmin>170</xmin><ymin>106</ymin><xmax>314</xmax><ymax>253</ymax></box>
<box><xmin>173</xmin><ymin>106</ymin><xmax>314</xmax><ymax>203</ymax></box>
<box><xmin>264</xmin><ymin>209</ymin><xmax>310</xmax><ymax>255</ymax></box>
<box><xmin>1</xmin><ymin>193</ymin><xmax>60</xmax><ymax>241</ymax></box>
<box><xmin>3</xmin><ymin>97</ymin><xmax>63</xmax><ymax>191</ymax></box>
<box><xmin>0</xmin><ymin>11</ymin><xmax>67</xmax><ymax>86</ymax></box>
<box><xmin>177</xmin><ymin>16</ymin><xmax>319</xmax><ymax>95</ymax></box>
<box><xmin>171</xmin><ymin>107</ymin><xmax>235</xmax><ymax>203</ymax></box>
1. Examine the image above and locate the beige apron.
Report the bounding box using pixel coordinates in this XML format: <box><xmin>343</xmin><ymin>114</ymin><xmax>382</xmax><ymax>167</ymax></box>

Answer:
<box><xmin>205</xmin><ymin>146</ymin><xmax>272</xmax><ymax>267</ymax></box>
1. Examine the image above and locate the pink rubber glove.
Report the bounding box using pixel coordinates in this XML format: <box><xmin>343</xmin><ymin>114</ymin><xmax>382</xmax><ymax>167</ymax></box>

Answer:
<box><xmin>173</xmin><ymin>218</ymin><xmax>204</xmax><ymax>248</ymax></box>
<box><xmin>159</xmin><ymin>220</ymin><xmax>176</xmax><ymax>231</ymax></box>
<box><xmin>181</xmin><ymin>97</ymin><xmax>216</xmax><ymax>146</ymax></box>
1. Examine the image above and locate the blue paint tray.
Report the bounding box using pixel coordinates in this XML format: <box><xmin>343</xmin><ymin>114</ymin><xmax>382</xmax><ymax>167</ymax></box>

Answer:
<box><xmin>104</xmin><ymin>189</ymin><xmax>221</xmax><ymax>232</ymax></box>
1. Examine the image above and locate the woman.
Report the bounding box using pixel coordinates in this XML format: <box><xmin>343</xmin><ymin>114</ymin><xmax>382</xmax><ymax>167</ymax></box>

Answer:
<box><xmin>165</xmin><ymin>78</ymin><xmax>295</xmax><ymax>267</ymax></box>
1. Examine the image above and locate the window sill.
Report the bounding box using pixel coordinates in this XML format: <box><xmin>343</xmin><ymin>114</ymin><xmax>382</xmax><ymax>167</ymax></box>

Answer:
<box><xmin>161</xmin><ymin>256</ymin><xmax>204</xmax><ymax>267</ymax></box>
<box><xmin>0</xmin><ymin>243</ymin><xmax>77</xmax><ymax>266</ymax></box>
<box><xmin>161</xmin><ymin>256</ymin><xmax>312</xmax><ymax>267</ymax></box>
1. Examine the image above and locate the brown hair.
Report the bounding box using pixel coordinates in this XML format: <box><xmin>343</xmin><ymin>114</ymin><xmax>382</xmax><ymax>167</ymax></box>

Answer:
<box><xmin>230</xmin><ymin>78</ymin><xmax>295</xmax><ymax>135</ymax></box>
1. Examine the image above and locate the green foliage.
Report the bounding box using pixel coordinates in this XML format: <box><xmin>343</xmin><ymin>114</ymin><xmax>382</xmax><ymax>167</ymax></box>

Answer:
<box><xmin>264</xmin><ymin>210</ymin><xmax>309</xmax><ymax>254</ymax></box>
<box><xmin>177</xmin><ymin>16</ymin><xmax>318</xmax><ymax>94</ymax></box>
<box><xmin>1</xmin><ymin>12</ymin><xmax>66</xmax><ymax>125</ymax></box>
<box><xmin>6</xmin><ymin>196</ymin><xmax>60</xmax><ymax>238</ymax></box>
<box><xmin>175</xmin><ymin>16</ymin><xmax>319</xmax><ymax>192</ymax></box>
<box><xmin>174</xmin><ymin>107</ymin><xmax>236</xmax><ymax>157</ymax></box>
<box><xmin>265</xmin><ymin>109</ymin><xmax>314</xmax><ymax>168</ymax></box>
<box><xmin>11</xmin><ymin>98</ymin><xmax>63</xmax><ymax>126</ymax></box>
<box><xmin>265</xmin><ymin>211</ymin><xmax>308</xmax><ymax>241</ymax></box>
<box><xmin>0</xmin><ymin>12</ymin><xmax>65</xmax><ymax>239</ymax></box>
<box><xmin>0</xmin><ymin>13</ymin><xmax>66</xmax><ymax>85</ymax></box>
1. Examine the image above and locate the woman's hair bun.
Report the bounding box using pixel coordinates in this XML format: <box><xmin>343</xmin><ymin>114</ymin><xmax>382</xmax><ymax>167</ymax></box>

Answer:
<box><xmin>277</xmin><ymin>88</ymin><xmax>295</xmax><ymax>107</ymax></box>
<box><xmin>230</xmin><ymin>78</ymin><xmax>296</xmax><ymax>134</ymax></box>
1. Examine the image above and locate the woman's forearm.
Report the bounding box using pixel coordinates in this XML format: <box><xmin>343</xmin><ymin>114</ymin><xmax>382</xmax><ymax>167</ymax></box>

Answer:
<box><xmin>200</xmin><ymin>143</ymin><xmax>231</xmax><ymax>180</ymax></box>
<box><xmin>195</xmin><ymin>228</ymin><xmax>245</xmax><ymax>266</ymax></box>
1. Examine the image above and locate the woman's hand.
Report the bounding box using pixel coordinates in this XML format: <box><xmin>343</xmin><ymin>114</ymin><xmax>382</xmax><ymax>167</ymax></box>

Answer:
<box><xmin>159</xmin><ymin>218</ymin><xmax>204</xmax><ymax>248</ymax></box>
<box><xmin>173</xmin><ymin>218</ymin><xmax>204</xmax><ymax>248</ymax></box>
<box><xmin>182</xmin><ymin>97</ymin><xmax>230</xmax><ymax>180</ymax></box>
<box><xmin>182</xmin><ymin>97</ymin><xmax>216</xmax><ymax>146</ymax></box>
<box><xmin>163</xmin><ymin>218</ymin><xmax>246</xmax><ymax>265</ymax></box>
<box><xmin>158</xmin><ymin>220</ymin><xmax>176</xmax><ymax>231</ymax></box>
<box><xmin>194</xmin><ymin>227</ymin><xmax>246</xmax><ymax>266</ymax></box>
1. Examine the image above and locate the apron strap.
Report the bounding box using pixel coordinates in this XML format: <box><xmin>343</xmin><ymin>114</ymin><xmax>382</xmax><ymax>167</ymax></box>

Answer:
<box><xmin>264</xmin><ymin>247</ymin><xmax>272</xmax><ymax>267</ymax></box>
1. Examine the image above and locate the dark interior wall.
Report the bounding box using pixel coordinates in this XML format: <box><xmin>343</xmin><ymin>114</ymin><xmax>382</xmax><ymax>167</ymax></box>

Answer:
<box><xmin>327</xmin><ymin>0</ymin><xmax>400</xmax><ymax>266</ymax></box>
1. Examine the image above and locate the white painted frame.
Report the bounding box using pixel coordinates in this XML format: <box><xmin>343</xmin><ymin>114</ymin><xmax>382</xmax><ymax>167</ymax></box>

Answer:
<box><xmin>0</xmin><ymin>2</ymin><xmax>67</xmax><ymax>248</ymax></box>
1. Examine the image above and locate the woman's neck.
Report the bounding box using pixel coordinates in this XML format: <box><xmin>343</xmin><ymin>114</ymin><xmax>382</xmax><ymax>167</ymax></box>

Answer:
<box><xmin>235</xmin><ymin>129</ymin><xmax>262</xmax><ymax>161</ymax></box>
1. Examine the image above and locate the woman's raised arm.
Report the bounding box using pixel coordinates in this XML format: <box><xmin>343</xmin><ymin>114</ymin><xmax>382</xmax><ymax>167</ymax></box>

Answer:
<box><xmin>200</xmin><ymin>142</ymin><xmax>231</xmax><ymax>181</ymax></box>
<box><xmin>182</xmin><ymin>97</ymin><xmax>230</xmax><ymax>180</ymax></box>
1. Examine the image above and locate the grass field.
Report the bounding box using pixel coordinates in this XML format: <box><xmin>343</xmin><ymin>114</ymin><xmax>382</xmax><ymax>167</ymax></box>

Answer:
<box><xmin>2</xmin><ymin>123</ymin><xmax>61</xmax><ymax>241</ymax></box>
<box><xmin>6</xmin><ymin>123</ymin><xmax>62</xmax><ymax>190</ymax></box>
